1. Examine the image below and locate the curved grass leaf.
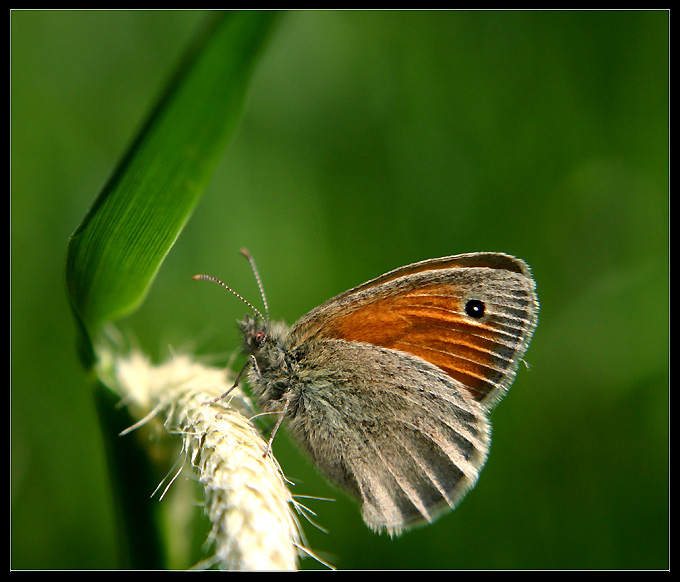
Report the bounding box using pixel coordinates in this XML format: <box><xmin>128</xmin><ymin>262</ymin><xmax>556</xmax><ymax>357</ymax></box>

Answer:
<box><xmin>63</xmin><ymin>11</ymin><xmax>280</xmax><ymax>569</ymax></box>
<box><xmin>65</xmin><ymin>11</ymin><xmax>279</xmax><ymax>362</ymax></box>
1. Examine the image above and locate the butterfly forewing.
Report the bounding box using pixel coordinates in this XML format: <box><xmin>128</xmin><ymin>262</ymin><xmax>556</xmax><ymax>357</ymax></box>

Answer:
<box><xmin>291</xmin><ymin>255</ymin><xmax>537</xmax><ymax>406</ymax></box>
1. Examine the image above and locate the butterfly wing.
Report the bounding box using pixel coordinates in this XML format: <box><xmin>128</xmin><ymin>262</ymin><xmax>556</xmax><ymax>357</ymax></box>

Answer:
<box><xmin>283</xmin><ymin>339</ymin><xmax>490</xmax><ymax>534</ymax></box>
<box><xmin>291</xmin><ymin>252</ymin><xmax>538</xmax><ymax>408</ymax></box>
<box><xmin>284</xmin><ymin>253</ymin><xmax>538</xmax><ymax>533</ymax></box>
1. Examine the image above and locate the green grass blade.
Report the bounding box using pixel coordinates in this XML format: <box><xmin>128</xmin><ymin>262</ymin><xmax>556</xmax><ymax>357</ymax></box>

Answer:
<box><xmin>62</xmin><ymin>12</ymin><xmax>280</xmax><ymax>569</ymax></box>
<box><xmin>65</xmin><ymin>11</ymin><xmax>279</xmax><ymax>344</ymax></box>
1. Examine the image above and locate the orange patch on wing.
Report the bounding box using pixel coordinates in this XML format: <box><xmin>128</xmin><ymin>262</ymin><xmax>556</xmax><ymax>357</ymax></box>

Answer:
<box><xmin>323</xmin><ymin>284</ymin><xmax>509</xmax><ymax>400</ymax></box>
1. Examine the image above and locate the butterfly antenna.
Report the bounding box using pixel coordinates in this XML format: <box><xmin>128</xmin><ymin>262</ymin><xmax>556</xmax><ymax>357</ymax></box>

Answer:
<box><xmin>192</xmin><ymin>274</ymin><xmax>265</xmax><ymax>322</ymax></box>
<box><xmin>239</xmin><ymin>248</ymin><xmax>269</xmax><ymax>321</ymax></box>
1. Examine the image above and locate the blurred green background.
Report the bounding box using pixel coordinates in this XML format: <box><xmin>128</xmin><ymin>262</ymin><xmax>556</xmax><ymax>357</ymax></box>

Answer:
<box><xmin>11</xmin><ymin>10</ymin><xmax>668</xmax><ymax>570</ymax></box>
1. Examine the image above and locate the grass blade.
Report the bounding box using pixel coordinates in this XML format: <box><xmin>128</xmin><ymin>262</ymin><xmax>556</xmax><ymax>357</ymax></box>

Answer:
<box><xmin>65</xmin><ymin>12</ymin><xmax>279</xmax><ymax>347</ymax></box>
<box><xmin>62</xmin><ymin>12</ymin><xmax>281</xmax><ymax>568</ymax></box>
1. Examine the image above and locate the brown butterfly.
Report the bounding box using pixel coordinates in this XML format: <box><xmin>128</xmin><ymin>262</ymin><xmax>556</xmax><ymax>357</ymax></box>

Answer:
<box><xmin>195</xmin><ymin>251</ymin><xmax>538</xmax><ymax>535</ymax></box>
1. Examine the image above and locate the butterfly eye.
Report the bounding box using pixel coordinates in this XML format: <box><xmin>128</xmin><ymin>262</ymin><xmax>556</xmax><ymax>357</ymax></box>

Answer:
<box><xmin>464</xmin><ymin>299</ymin><xmax>486</xmax><ymax>319</ymax></box>
<box><xmin>253</xmin><ymin>330</ymin><xmax>267</xmax><ymax>345</ymax></box>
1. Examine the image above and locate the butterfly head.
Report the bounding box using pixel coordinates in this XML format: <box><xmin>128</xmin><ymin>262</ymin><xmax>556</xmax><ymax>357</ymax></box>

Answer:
<box><xmin>239</xmin><ymin>313</ymin><xmax>269</xmax><ymax>354</ymax></box>
<box><xmin>239</xmin><ymin>312</ymin><xmax>291</xmax><ymax>356</ymax></box>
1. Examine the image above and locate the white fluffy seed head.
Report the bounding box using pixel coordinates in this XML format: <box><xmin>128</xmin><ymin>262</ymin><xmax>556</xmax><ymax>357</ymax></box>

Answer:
<box><xmin>104</xmin><ymin>350</ymin><xmax>302</xmax><ymax>571</ymax></box>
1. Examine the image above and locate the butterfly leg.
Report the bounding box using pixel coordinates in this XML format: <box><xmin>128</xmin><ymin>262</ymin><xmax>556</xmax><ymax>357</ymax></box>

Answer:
<box><xmin>203</xmin><ymin>356</ymin><xmax>253</xmax><ymax>405</ymax></box>
<box><xmin>263</xmin><ymin>395</ymin><xmax>291</xmax><ymax>458</ymax></box>
<box><xmin>249</xmin><ymin>353</ymin><xmax>262</xmax><ymax>378</ymax></box>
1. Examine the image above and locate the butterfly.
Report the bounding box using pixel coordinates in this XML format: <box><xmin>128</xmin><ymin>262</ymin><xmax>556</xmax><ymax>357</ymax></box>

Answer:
<box><xmin>195</xmin><ymin>251</ymin><xmax>538</xmax><ymax>535</ymax></box>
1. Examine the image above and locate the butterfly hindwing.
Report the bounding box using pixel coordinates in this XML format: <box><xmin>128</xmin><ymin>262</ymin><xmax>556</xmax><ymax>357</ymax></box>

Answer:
<box><xmin>283</xmin><ymin>339</ymin><xmax>490</xmax><ymax>534</ymax></box>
